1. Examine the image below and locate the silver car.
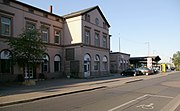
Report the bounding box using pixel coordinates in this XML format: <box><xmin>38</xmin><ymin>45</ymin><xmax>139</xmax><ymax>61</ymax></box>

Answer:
<box><xmin>137</xmin><ymin>67</ymin><xmax>154</xmax><ymax>75</ymax></box>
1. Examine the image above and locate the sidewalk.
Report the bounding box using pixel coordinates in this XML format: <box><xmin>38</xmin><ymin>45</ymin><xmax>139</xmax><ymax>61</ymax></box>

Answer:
<box><xmin>0</xmin><ymin>72</ymin><xmax>176</xmax><ymax>107</ymax></box>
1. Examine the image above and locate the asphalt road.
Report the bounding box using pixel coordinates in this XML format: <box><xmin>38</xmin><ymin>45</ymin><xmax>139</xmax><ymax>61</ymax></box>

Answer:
<box><xmin>1</xmin><ymin>72</ymin><xmax>180</xmax><ymax>111</ymax></box>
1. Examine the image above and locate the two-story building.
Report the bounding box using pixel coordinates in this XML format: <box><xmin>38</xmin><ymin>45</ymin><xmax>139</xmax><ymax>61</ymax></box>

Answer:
<box><xmin>63</xmin><ymin>6</ymin><xmax>111</xmax><ymax>78</ymax></box>
<box><xmin>0</xmin><ymin>0</ymin><xmax>111</xmax><ymax>82</ymax></box>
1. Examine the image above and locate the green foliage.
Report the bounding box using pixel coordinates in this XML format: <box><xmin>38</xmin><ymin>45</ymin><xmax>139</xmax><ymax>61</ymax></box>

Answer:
<box><xmin>176</xmin><ymin>67</ymin><xmax>180</xmax><ymax>71</ymax></box>
<box><xmin>6</xmin><ymin>28</ymin><xmax>46</xmax><ymax>66</ymax></box>
<box><xmin>172</xmin><ymin>51</ymin><xmax>180</xmax><ymax>67</ymax></box>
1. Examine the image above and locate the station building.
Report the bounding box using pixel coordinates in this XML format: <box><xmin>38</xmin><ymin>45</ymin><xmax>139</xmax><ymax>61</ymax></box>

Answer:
<box><xmin>0</xmin><ymin>0</ymin><xmax>111</xmax><ymax>82</ymax></box>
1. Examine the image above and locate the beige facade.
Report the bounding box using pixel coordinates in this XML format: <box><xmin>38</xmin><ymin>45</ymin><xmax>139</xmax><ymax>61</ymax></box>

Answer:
<box><xmin>63</xmin><ymin>6</ymin><xmax>111</xmax><ymax>78</ymax></box>
<box><xmin>0</xmin><ymin>0</ymin><xmax>111</xmax><ymax>81</ymax></box>
<box><xmin>110</xmin><ymin>52</ymin><xmax>130</xmax><ymax>73</ymax></box>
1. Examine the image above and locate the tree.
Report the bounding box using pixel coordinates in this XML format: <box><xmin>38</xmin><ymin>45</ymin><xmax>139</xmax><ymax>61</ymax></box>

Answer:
<box><xmin>6</xmin><ymin>28</ymin><xmax>46</xmax><ymax>79</ymax></box>
<box><xmin>172</xmin><ymin>51</ymin><xmax>180</xmax><ymax>67</ymax></box>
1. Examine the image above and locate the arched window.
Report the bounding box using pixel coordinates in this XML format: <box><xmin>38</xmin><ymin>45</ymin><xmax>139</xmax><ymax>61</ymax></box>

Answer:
<box><xmin>84</xmin><ymin>54</ymin><xmax>91</xmax><ymax>61</ymax></box>
<box><xmin>84</xmin><ymin>54</ymin><xmax>91</xmax><ymax>76</ymax></box>
<box><xmin>54</xmin><ymin>55</ymin><xmax>61</xmax><ymax>72</ymax></box>
<box><xmin>0</xmin><ymin>50</ymin><xmax>12</xmax><ymax>73</ymax></box>
<box><xmin>103</xmin><ymin>56</ymin><xmax>108</xmax><ymax>70</ymax></box>
<box><xmin>42</xmin><ymin>54</ymin><xmax>49</xmax><ymax>72</ymax></box>
<box><xmin>94</xmin><ymin>54</ymin><xmax>100</xmax><ymax>70</ymax></box>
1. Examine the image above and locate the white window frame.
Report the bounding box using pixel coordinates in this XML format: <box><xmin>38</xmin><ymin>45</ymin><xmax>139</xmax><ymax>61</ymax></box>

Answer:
<box><xmin>1</xmin><ymin>16</ymin><xmax>11</xmax><ymax>36</ymax></box>
<box><xmin>43</xmin><ymin>54</ymin><xmax>49</xmax><ymax>72</ymax></box>
<box><xmin>54</xmin><ymin>55</ymin><xmax>61</xmax><ymax>72</ymax></box>
<box><xmin>94</xmin><ymin>33</ymin><xmax>100</xmax><ymax>47</ymax></box>
<box><xmin>41</xmin><ymin>27</ymin><xmax>49</xmax><ymax>43</ymax></box>
<box><xmin>84</xmin><ymin>30</ymin><xmax>90</xmax><ymax>45</ymax></box>
<box><xmin>102</xmin><ymin>35</ymin><xmax>107</xmax><ymax>48</ymax></box>
<box><xmin>94</xmin><ymin>55</ymin><xmax>100</xmax><ymax>70</ymax></box>
<box><xmin>54</xmin><ymin>30</ymin><xmax>61</xmax><ymax>44</ymax></box>
<box><xmin>26</xmin><ymin>22</ymin><xmax>36</xmax><ymax>30</ymax></box>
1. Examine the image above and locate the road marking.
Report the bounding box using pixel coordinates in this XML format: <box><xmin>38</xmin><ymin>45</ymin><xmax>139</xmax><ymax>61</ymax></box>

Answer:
<box><xmin>147</xmin><ymin>94</ymin><xmax>174</xmax><ymax>99</ymax></box>
<box><xmin>108</xmin><ymin>94</ymin><xmax>148</xmax><ymax>111</ymax></box>
<box><xmin>108</xmin><ymin>94</ymin><xmax>173</xmax><ymax>111</ymax></box>
<box><xmin>137</xmin><ymin>103</ymin><xmax>154</xmax><ymax>109</ymax></box>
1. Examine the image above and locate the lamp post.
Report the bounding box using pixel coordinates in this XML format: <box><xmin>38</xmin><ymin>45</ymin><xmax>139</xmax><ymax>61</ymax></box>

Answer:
<box><xmin>119</xmin><ymin>33</ymin><xmax>121</xmax><ymax>52</ymax></box>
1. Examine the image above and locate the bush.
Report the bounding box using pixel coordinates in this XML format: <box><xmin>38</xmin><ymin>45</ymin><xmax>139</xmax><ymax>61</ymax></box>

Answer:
<box><xmin>176</xmin><ymin>67</ymin><xmax>180</xmax><ymax>71</ymax></box>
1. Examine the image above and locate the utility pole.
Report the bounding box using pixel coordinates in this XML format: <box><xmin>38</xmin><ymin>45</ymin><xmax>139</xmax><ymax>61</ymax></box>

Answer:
<box><xmin>145</xmin><ymin>42</ymin><xmax>150</xmax><ymax>56</ymax></box>
<box><xmin>119</xmin><ymin>33</ymin><xmax>121</xmax><ymax>52</ymax></box>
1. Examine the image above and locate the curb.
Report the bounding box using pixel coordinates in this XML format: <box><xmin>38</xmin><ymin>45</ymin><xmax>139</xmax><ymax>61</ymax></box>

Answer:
<box><xmin>125</xmin><ymin>79</ymin><xmax>144</xmax><ymax>84</ymax></box>
<box><xmin>0</xmin><ymin>86</ymin><xmax>106</xmax><ymax>107</ymax></box>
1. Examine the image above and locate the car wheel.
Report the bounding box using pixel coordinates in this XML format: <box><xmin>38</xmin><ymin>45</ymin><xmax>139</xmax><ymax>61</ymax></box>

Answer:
<box><xmin>121</xmin><ymin>73</ymin><xmax>124</xmax><ymax>76</ymax></box>
<box><xmin>134</xmin><ymin>72</ymin><xmax>136</xmax><ymax>76</ymax></box>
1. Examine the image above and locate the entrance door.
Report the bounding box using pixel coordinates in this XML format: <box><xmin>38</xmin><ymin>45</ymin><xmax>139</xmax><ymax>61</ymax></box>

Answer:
<box><xmin>84</xmin><ymin>54</ymin><xmax>91</xmax><ymax>78</ymax></box>
<box><xmin>84</xmin><ymin>61</ymin><xmax>90</xmax><ymax>77</ymax></box>
<box><xmin>24</xmin><ymin>66</ymin><xmax>33</xmax><ymax>79</ymax></box>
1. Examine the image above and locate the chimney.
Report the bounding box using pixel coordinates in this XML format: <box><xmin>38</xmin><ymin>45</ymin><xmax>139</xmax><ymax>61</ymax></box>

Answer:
<box><xmin>50</xmin><ymin>5</ymin><xmax>52</xmax><ymax>13</ymax></box>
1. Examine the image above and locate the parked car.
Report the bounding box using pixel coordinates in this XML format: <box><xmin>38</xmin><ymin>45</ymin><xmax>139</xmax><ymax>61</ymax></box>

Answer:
<box><xmin>171</xmin><ymin>67</ymin><xmax>176</xmax><ymax>71</ymax></box>
<box><xmin>137</xmin><ymin>67</ymin><xmax>154</xmax><ymax>75</ymax></box>
<box><xmin>152</xmin><ymin>67</ymin><xmax>159</xmax><ymax>73</ymax></box>
<box><xmin>121</xmin><ymin>68</ymin><xmax>142</xmax><ymax>76</ymax></box>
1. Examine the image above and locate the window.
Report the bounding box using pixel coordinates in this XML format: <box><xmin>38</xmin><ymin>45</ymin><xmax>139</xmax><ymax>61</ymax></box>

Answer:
<box><xmin>84</xmin><ymin>54</ymin><xmax>91</xmax><ymax>73</ymax></box>
<box><xmin>102</xmin><ymin>35</ymin><xmax>107</xmax><ymax>48</ymax></box>
<box><xmin>103</xmin><ymin>22</ymin><xmax>107</xmax><ymax>29</ymax></box>
<box><xmin>103</xmin><ymin>56</ymin><xmax>108</xmax><ymax>70</ymax></box>
<box><xmin>42</xmin><ymin>54</ymin><xmax>49</xmax><ymax>72</ymax></box>
<box><xmin>94</xmin><ymin>55</ymin><xmax>100</xmax><ymax>70</ymax></box>
<box><xmin>94</xmin><ymin>33</ymin><xmax>100</xmax><ymax>47</ymax></box>
<box><xmin>85</xmin><ymin>14</ymin><xmax>90</xmax><ymax>22</ymax></box>
<box><xmin>41</xmin><ymin>27</ymin><xmax>49</xmax><ymax>42</ymax></box>
<box><xmin>95</xmin><ymin>18</ymin><xmax>99</xmax><ymax>26</ymax></box>
<box><xmin>84</xmin><ymin>30</ymin><xmax>90</xmax><ymax>45</ymax></box>
<box><xmin>54</xmin><ymin>30</ymin><xmax>61</xmax><ymax>44</ymax></box>
<box><xmin>0</xmin><ymin>50</ymin><xmax>11</xmax><ymax>73</ymax></box>
<box><xmin>54</xmin><ymin>55</ymin><xmax>60</xmax><ymax>72</ymax></box>
<box><xmin>120</xmin><ymin>59</ymin><xmax>123</xmax><ymax>69</ymax></box>
<box><xmin>1</xmin><ymin>16</ymin><xmax>11</xmax><ymax>36</ymax></box>
<box><xmin>26</xmin><ymin>22</ymin><xmax>35</xmax><ymax>30</ymax></box>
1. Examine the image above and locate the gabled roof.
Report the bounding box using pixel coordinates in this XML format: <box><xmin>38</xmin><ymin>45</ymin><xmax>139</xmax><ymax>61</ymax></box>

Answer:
<box><xmin>63</xmin><ymin>6</ymin><xmax>110</xmax><ymax>27</ymax></box>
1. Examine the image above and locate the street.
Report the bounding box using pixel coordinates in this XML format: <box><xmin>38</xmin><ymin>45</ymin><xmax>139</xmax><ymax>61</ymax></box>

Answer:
<box><xmin>1</xmin><ymin>72</ymin><xmax>180</xmax><ymax>111</ymax></box>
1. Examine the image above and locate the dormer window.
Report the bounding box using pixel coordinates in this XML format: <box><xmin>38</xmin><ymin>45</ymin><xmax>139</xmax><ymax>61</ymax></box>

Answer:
<box><xmin>95</xmin><ymin>18</ymin><xmax>99</xmax><ymax>26</ymax></box>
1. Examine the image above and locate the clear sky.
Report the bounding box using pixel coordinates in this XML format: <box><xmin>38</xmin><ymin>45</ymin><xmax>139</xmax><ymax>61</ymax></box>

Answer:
<box><xmin>19</xmin><ymin>0</ymin><xmax>180</xmax><ymax>63</ymax></box>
